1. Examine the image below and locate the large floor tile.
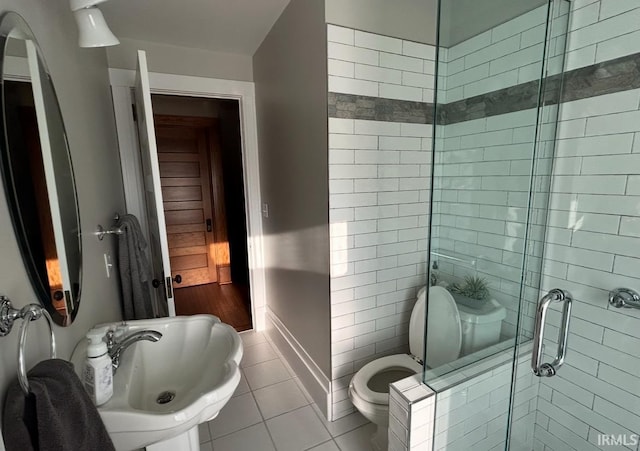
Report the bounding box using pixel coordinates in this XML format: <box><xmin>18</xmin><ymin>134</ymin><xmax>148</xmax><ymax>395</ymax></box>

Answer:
<box><xmin>232</xmin><ymin>370</ymin><xmax>250</xmax><ymax>397</ymax></box>
<box><xmin>309</xmin><ymin>440</ymin><xmax>341</xmax><ymax>451</ymax></box>
<box><xmin>208</xmin><ymin>392</ymin><xmax>263</xmax><ymax>439</ymax></box>
<box><xmin>198</xmin><ymin>422</ymin><xmax>211</xmax><ymax>443</ymax></box>
<box><xmin>240</xmin><ymin>330</ymin><xmax>267</xmax><ymax>347</ymax></box>
<box><xmin>254</xmin><ymin>379</ymin><xmax>309</xmax><ymax>419</ymax></box>
<box><xmin>241</xmin><ymin>340</ymin><xmax>279</xmax><ymax>368</ymax></box>
<box><xmin>244</xmin><ymin>358</ymin><xmax>292</xmax><ymax>390</ymax></box>
<box><xmin>211</xmin><ymin>423</ymin><xmax>276</xmax><ymax>451</ymax></box>
<box><xmin>266</xmin><ymin>405</ymin><xmax>332</xmax><ymax>451</ymax></box>
<box><xmin>312</xmin><ymin>405</ymin><xmax>370</xmax><ymax>438</ymax></box>
<box><xmin>334</xmin><ymin>423</ymin><xmax>376</xmax><ymax>451</ymax></box>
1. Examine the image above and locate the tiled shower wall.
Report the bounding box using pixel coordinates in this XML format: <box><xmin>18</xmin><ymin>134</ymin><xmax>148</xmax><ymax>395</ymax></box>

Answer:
<box><xmin>327</xmin><ymin>24</ymin><xmax>435</xmax><ymax>419</ymax></box>
<box><xmin>327</xmin><ymin>4</ymin><xmax>640</xmax><ymax>449</ymax></box>
<box><xmin>431</xmin><ymin>3</ymin><xmax>566</xmax><ymax>340</ymax></box>
<box><xmin>529</xmin><ymin>1</ymin><xmax>640</xmax><ymax>449</ymax></box>
<box><xmin>429</xmin><ymin>1</ymin><xmax>640</xmax><ymax>450</ymax></box>
<box><xmin>441</xmin><ymin>5</ymin><xmax>559</xmax><ymax>103</ymax></box>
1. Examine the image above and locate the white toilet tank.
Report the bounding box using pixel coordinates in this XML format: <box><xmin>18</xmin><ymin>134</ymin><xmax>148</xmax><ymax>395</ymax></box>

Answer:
<box><xmin>457</xmin><ymin>299</ymin><xmax>506</xmax><ymax>355</ymax></box>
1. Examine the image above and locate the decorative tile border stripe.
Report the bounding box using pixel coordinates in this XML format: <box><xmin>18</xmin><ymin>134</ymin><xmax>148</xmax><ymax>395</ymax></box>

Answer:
<box><xmin>560</xmin><ymin>51</ymin><xmax>640</xmax><ymax>103</ymax></box>
<box><xmin>329</xmin><ymin>51</ymin><xmax>640</xmax><ymax>125</ymax></box>
<box><xmin>328</xmin><ymin>92</ymin><xmax>434</xmax><ymax>124</ymax></box>
<box><xmin>443</xmin><ymin>80</ymin><xmax>542</xmax><ymax>124</ymax></box>
<box><xmin>441</xmin><ymin>51</ymin><xmax>640</xmax><ymax>124</ymax></box>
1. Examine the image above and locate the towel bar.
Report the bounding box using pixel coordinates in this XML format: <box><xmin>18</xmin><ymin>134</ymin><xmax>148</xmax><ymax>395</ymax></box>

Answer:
<box><xmin>0</xmin><ymin>297</ymin><xmax>57</xmax><ymax>395</ymax></box>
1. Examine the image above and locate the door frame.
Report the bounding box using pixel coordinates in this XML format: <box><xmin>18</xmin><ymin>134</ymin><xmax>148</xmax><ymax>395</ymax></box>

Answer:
<box><xmin>109</xmin><ymin>69</ymin><xmax>266</xmax><ymax>331</ymax></box>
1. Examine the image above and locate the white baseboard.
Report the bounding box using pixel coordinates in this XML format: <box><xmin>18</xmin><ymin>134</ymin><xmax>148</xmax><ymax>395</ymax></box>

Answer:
<box><xmin>265</xmin><ymin>308</ymin><xmax>333</xmax><ymax>421</ymax></box>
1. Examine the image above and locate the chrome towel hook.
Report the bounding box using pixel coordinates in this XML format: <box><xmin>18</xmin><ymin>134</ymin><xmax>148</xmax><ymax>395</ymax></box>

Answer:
<box><xmin>0</xmin><ymin>296</ymin><xmax>57</xmax><ymax>395</ymax></box>
<box><xmin>609</xmin><ymin>288</ymin><xmax>640</xmax><ymax>310</ymax></box>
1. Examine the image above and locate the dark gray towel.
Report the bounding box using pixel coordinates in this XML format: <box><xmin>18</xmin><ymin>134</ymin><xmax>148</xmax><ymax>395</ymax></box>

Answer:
<box><xmin>2</xmin><ymin>359</ymin><xmax>114</xmax><ymax>451</ymax></box>
<box><xmin>117</xmin><ymin>214</ymin><xmax>155</xmax><ymax>320</ymax></box>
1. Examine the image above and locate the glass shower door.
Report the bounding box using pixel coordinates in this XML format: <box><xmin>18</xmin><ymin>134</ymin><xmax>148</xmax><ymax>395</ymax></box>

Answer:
<box><xmin>508</xmin><ymin>0</ymin><xmax>640</xmax><ymax>449</ymax></box>
<box><xmin>423</xmin><ymin>0</ymin><xmax>570</xmax><ymax>449</ymax></box>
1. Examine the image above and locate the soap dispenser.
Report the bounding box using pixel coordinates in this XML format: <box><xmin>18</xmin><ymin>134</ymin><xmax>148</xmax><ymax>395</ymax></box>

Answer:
<box><xmin>83</xmin><ymin>327</ymin><xmax>113</xmax><ymax>406</ymax></box>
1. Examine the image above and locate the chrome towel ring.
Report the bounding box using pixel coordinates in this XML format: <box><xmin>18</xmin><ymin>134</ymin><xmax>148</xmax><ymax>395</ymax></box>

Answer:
<box><xmin>0</xmin><ymin>297</ymin><xmax>57</xmax><ymax>395</ymax></box>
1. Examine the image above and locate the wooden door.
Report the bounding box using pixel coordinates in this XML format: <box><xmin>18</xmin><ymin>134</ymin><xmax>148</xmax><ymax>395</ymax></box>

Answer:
<box><xmin>155</xmin><ymin>121</ymin><xmax>218</xmax><ymax>287</ymax></box>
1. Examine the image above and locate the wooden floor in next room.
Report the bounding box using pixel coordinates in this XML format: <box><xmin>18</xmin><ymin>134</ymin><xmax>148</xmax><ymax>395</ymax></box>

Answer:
<box><xmin>174</xmin><ymin>283</ymin><xmax>252</xmax><ymax>331</ymax></box>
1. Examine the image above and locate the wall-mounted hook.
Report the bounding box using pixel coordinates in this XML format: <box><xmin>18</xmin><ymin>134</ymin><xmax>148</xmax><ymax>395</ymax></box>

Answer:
<box><xmin>609</xmin><ymin>288</ymin><xmax>640</xmax><ymax>310</ymax></box>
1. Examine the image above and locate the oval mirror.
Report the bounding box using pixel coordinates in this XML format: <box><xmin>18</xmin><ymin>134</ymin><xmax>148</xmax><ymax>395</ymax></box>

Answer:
<box><xmin>0</xmin><ymin>12</ymin><xmax>82</xmax><ymax>326</ymax></box>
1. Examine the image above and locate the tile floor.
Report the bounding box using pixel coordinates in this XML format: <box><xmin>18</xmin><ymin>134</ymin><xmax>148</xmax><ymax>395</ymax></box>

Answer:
<box><xmin>197</xmin><ymin>331</ymin><xmax>375</xmax><ymax>451</ymax></box>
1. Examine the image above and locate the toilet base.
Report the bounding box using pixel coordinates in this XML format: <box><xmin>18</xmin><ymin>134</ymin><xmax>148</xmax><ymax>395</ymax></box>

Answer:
<box><xmin>371</xmin><ymin>425</ymin><xmax>388</xmax><ymax>451</ymax></box>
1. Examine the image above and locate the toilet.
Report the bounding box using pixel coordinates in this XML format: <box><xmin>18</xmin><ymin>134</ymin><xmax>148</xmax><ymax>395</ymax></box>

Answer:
<box><xmin>457</xmin><ymin>298</ymin><xmax>507</xmax><ymax>355</ymax></box>
<box><xmin>348</xmin><ymin>285</ymin><xmax>506</xmax><ymax>450</ymax></box>
<box><xmin>348</xmin><ymin>286</ymin><xmax>460</xmax><ymax>450</ymax></box>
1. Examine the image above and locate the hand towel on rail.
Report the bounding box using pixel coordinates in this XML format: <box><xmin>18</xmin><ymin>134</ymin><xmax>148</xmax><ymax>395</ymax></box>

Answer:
<box><xmin>2</xmin><ymin>359</ymin><xmax>114</xmax><ymax>451</ymax></box>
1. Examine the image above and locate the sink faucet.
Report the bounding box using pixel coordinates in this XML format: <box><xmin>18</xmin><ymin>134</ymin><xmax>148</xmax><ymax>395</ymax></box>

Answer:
<box><xmin>106</xmin><ymin>329</ymin><xmax>162</xmax><ymax>373</ymax></box>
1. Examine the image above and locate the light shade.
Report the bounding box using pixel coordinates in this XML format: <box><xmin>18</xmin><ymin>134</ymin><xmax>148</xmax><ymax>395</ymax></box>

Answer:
<box><xmin>73</xmin><ymin>8</ymin><xmax>119</xmax><ymax>48</ymax></box>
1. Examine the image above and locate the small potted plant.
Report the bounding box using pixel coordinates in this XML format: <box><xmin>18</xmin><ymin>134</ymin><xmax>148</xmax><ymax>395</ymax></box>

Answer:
<box><xmin>449</xmin><ymin>275</ymin><xmax>491</xmax><ymax>308</ymax></box>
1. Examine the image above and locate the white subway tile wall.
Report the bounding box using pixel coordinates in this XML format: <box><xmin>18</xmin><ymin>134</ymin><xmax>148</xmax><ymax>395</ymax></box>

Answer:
<box><xmin>515</xmin><ymin>2</ymin><xmax>640</xmax><ymax>450</ymax></box>
<box><xmin>430</xmin><ymin>103</ymin><xmax>560</xmax><ymax>342</ymax></box>
<box><xmin>433</xmin><ymin>1</ymin><xmax>640</xmax><ymax>451</ymax></box>
<box><xmin>433</xmin><ymin>353</ymin><xmax>538</xmax><ymax>451</ymax></box>
<box><xmin>440</xmin><ymin>4</ymin><xmax>570</xmax><ymax>103</ymax></box>
<box><xmin>327</xmin><ymin>25</ymin><xmax>436</xmax><ymax>419</ymax></box>
<box><xmin>388</xmin><ymin>346</ymin><xmax>537</xmax><ymax>451</ymax></box>
<box><xmin>389</xmin><ymin>375</ymin><xmax>435</xmax><ymax>451</ymax></box>
<box><xmin>329</xmin><ymin>115</ymin><xmax>432</xmax><ymax>419</ymax></box>
<box><xmin>530</xmin><ymin>91</ymin><xmax>640</xmax><ymax>451</ymax></box>
<box><xmin>328</xmin><ymin>25</ymin><xmax>436</xmax><ymax>104</ymax></box>
<box><xmin>327</xmin><ymin>2</ymin><xmax>640</xmax><ymax>446</ymax></box>
<box><xmin>432</xmin><ymin>0</ymin><xmax>555</xmax><ymax>341</ymax></box>
<box><xmin>424</xmin><ymin>0</ymin><xmax>640</xmax><ymax>451</ymax></box>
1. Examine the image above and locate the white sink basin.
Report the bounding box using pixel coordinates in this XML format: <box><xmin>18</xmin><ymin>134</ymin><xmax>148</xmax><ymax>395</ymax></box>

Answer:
<box><xmin>71</xmin><ymin>315</ymin><xmax>242</xmax><ymax>450</ymax></box>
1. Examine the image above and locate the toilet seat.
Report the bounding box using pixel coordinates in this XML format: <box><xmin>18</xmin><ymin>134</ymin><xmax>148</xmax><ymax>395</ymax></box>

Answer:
<box><xmin>350</xmin><ymin>354</ymin><xmax>422</xmax><ymax>405</ymax></box>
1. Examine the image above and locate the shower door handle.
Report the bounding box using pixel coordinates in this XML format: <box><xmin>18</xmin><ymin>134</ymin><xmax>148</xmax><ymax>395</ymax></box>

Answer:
<box><xmin>531</xmin><ymin>288</ymin><xmax>572</xmax><ymax>377</ymax></box>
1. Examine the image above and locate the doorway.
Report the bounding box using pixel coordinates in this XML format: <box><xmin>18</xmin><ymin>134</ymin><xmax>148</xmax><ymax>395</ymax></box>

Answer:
<box><xmin>151</xmin><ymin>94</ymin><xmax>252</xmax><ymax>331</ymax></box>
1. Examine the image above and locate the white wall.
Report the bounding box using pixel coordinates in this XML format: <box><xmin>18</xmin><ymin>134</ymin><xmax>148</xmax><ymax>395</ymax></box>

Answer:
<box><xmin>327</xmin><ymin>24</ymin><xmax>436</xmax><ymax>419</ymax></box>
<box><xmin>253</xmin><ymin>0</ymin><xmax>332</xmax><ymax>378</ymax></box>
<box><xmin>325</xmin><ymin>0</ymin><xmax>437</xmax><ymax>46</ymax></box>
<box><xmin>0</xmin><ymin>0</ymin><xmax>124</xmax><ymax>427</ymax></box>
<box><xmin>107</xmin><ymin>37</ymin><xmax>253</xmax><ymax>82</ymax></box>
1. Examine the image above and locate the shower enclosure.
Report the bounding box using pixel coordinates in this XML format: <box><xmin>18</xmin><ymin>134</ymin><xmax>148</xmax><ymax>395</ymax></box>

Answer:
<box><xmin>421</xmin><ymin>0</ymin><xmax>640</xmax><ymax>449</ymax></box>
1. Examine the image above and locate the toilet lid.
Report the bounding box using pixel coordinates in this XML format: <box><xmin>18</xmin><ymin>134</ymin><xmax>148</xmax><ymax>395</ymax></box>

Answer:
<box><xmin>409</xmin><ymin>286</ymin><xmax>462</xmax><ymax>368</ymax></box>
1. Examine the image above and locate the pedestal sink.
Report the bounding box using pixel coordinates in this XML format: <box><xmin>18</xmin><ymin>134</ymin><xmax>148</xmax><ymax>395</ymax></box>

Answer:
<box><xmin>71</xmin><ymin>315</ymin><xmax>243</xmax><ymax>451</ymax></box>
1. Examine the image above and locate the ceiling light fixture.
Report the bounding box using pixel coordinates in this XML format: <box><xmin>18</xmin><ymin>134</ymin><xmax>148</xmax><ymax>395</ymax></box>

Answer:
<box><xmin>70</xmin><ymin>0</ymin><xmax>119</xmax><ymax>48</ymax></box>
